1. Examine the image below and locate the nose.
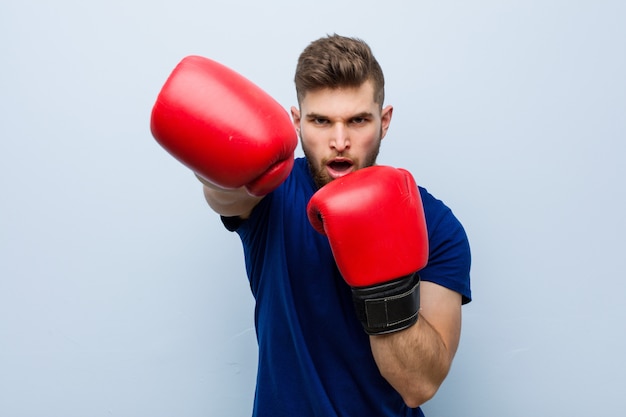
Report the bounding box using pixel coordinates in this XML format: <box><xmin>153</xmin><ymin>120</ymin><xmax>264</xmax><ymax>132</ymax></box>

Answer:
<box><xmin>330</xmin><ymin>124</ymin><xmax>350</xmax><ymax>152</ymax></box>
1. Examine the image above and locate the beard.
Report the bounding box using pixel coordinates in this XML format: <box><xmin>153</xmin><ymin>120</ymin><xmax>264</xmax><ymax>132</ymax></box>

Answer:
<box><xmin>302</xmin><ymin>137</ymin><xmax>382</xmax><ymax>190</ymax></box>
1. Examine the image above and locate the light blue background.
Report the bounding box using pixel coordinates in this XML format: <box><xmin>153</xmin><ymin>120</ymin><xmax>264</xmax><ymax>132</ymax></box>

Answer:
<box><xmin>1</xmin><ymin>1</ymin><xmax>625</xmax><ymax>416</ymax></box>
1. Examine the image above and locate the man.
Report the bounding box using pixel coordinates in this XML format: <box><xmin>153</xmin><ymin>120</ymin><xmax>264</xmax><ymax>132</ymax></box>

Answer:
<box><xmin>151</xmin><ymin>34</ymin><xmax>471</xmax><ymax>416</ymax></box>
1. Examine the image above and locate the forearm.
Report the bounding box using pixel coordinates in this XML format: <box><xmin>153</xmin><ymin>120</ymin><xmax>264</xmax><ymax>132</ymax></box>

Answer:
<box><xmin>197</xmin><ymin>174</ymin><xmax>262</xmax><ymax>218</ymax></box>
<box><xmin>369</xmin><ymin>282</ymin><xmax>462</xmax><ymax>408</ymax></box>
<box><xmin>369</xmin><ymin>314</ymin><xmax>451</xmax><ymax>407</ymax></box>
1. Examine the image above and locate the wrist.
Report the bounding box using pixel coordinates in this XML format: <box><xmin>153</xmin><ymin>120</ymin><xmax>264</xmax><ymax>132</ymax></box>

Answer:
<box><xmin>351</xmin><ymin>273</ymin><xmax>420</xmax><ymax>335</ymax></box>
<box><xmin>196</xmin><ymin>173</ymin><xmax>245</xmax><ymax>194</ymax></box>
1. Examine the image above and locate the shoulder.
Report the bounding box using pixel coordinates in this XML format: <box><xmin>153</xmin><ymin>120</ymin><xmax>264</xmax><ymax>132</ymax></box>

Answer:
<box><xmin>418</xmin><ymin>187</ymin><xmax>451</xmax><ymax>220</ymax></box>
<box><xmin>418</xmin><ymin>187</ymin><xmax>464</xmax><ymax>237</ymax></box>
<box><xmin>418</xmin><ymin>186</ymin><xmax>472</xmax><ymax>304</ymax></box>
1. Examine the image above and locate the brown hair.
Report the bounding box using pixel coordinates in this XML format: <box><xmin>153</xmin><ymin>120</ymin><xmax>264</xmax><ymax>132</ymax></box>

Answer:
<box><xmin>294</xmin><ymin>34</ymin><xmax>385</xmax><ymax>107</ymax></box>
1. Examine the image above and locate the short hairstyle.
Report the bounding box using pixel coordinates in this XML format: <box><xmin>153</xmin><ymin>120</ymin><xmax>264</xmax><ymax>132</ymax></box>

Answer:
<box><xmin>294</xmin><ymin>34</ymin><xmax>385</xmax><ymax>106</ymax></box>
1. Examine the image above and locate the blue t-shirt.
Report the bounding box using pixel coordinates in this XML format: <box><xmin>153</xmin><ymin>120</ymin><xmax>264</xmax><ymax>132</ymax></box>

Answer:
<box><xmin>223</xmin><ymin>157</ymin><xmax>471</xmax><ymax>416</ymax></box>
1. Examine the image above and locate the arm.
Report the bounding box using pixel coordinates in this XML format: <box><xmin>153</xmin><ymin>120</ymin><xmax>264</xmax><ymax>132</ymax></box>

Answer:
<box><xmin>369</xmin><ymin>281</ymin><xmax>462</xmax><ymax>408</ymax></box>
<box><xmin>307</xmin><ymin>166</ymin><xmax>459</xmax><ymax>407</ymax></box>
<box><xmin>196</xmin><ymin>174</ymin><xmax>262</xmax><ymax>219</ymax></box>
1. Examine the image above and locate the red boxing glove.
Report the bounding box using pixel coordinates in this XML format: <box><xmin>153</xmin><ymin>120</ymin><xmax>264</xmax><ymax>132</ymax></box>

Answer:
<box><xmin>307</xmin><ymin>166</ymin><xmax>429</xmax><ymax>334</ymax></box>
<box><xmin>150</xmin><ymin>56</ymin><xmax>297</xmax><ymax>196</ymax></box>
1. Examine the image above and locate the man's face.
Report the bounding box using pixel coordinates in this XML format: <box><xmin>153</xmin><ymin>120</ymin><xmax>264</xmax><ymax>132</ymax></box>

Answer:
<box><xmin>291</xmin><ymin>80</ymin><xmax>393</xmax><ymax>189</ymax></box>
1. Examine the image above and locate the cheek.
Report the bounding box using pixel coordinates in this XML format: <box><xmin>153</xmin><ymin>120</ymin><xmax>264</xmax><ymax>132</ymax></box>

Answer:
<box><xmin>357</xmin><ymin>128</ymin><xmax>382</xmax><ymax>149</ymax></box>
<box><xmin>300</xmin><ymin>130</ymin><xmax>324</xmax><ymax>152</ymax></box>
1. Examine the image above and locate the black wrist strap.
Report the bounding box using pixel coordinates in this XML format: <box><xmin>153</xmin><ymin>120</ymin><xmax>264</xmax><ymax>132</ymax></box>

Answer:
<box><xmin>351</xmin><ymin>273</ymin><xmax>420</xmax><ymax>335</ymax></box>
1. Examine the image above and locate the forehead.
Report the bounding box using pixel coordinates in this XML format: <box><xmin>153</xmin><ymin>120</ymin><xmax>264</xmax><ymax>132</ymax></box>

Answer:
<box><xmin>300</xmin><ymin>81</ymin><xmax>378</xmax><ymax>117</ymax></box>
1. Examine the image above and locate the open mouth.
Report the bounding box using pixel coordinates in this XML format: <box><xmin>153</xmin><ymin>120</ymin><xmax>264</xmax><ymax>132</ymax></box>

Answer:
<box><xmin>326</xmin><ymin>158</ymin><xmax>354</xmax><ymax>178</ymax></box>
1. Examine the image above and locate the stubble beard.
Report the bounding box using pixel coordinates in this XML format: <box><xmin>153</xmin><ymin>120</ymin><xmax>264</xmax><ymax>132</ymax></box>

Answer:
<box><xmin>302</xmin><ymin>135</ymin><xmax>382</xmax><ymax>190</ymax></box>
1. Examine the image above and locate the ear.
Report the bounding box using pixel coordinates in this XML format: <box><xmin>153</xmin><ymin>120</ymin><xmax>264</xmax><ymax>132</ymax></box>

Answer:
<box><xmin>380</xmin><ymin>105</ymin><xmax>393</xmax><ymax>139</ymax></box>
<box><xmin>291</xmin><ymin>106</ymin><xmax>301</xmax><ymax>133</ymax></box>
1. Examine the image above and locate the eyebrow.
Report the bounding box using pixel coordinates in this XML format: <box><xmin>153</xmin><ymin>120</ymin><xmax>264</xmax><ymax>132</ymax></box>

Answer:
<box><xmin>305</xmin><ymin>111</ymin><xmax>375</xmax><ymax>120</ymax></box>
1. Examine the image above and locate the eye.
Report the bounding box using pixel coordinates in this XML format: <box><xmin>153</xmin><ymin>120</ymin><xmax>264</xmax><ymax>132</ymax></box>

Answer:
<box><xmin>312</xmin><ymin>117</ymin><xmax>329</xmax><ymax>125</ymax></box>
<box><xmin>351</xmin><ymin>117</ymin><xmax>368</xmax><ymax>125</ymax></box>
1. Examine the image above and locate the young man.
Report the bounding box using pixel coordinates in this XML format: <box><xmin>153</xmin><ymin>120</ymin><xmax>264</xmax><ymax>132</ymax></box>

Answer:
<box><xmin>151</xmin><ymin>34</ymin><xmax>471</xmax><ymax>416</ymax></box>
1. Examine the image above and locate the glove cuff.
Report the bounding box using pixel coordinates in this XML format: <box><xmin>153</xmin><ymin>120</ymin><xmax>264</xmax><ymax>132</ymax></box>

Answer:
<box><xmin>351</xmin><ymin>273</ymin><xmax>420</xmax><ymax>335</ymax></box>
